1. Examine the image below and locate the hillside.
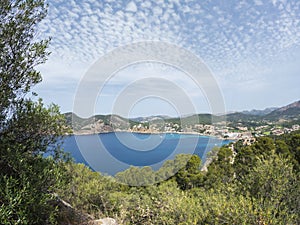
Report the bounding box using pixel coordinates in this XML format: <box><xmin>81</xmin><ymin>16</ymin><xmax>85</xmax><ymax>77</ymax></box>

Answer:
<box><xmin>65</xmin><ymin>112</ymin><xmax>140</xmax><ymax>134</ymax></box>
<box><xmin>65</xmin><ymin>100</ymin><xmax>300</xmax><ymax>134</ymax></box>
<box><xmin>241</xmin><ymin>107</ymin><xmax>278</xmax><ymax>116</ymax></box>
<box><xmin>225</xmin><ymin>100</ymin><xmax>300</xmax><ymax>122</ymax></box>
<box><xmin>264</xmin><ymin>100</ymin><xmax>300</xmax><ymax>121</ymax></box>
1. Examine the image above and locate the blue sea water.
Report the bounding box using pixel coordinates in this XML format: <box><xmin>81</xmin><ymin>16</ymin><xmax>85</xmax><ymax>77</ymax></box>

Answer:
<box><xmin>62</xmin><ymin>132</ymin><xmax>232</xmax><ymax>175</ymax></box>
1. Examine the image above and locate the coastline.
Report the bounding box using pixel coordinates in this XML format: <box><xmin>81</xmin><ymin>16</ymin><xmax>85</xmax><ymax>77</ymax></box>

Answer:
<box><xmin>68</xmin><ymin>130</ymin><xmax>235</xmax><ymax>141</ymax></box>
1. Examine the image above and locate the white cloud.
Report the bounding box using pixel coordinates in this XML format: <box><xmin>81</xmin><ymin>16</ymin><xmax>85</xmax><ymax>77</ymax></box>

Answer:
<box><xmin>126</xmin><ymin>1</ymin><xmax>138</xmax><ymax>13</ymax></box>
<box><xmin>254</xmin><ymin>0</ymin><xmax>263</xmax><ymax>6</ymax></box>
<box><xmin>36</xmin><ymin>0</ymin><xmax>300</xmax><ymax>113</ymax></box>
<box><xmin>271</xmin><ymin>0</ymin><xmax>278</xmax><ymax>6</ymax></box>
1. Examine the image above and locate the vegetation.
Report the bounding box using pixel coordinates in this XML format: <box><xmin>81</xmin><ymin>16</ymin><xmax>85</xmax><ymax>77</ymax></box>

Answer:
<box><xmin>0</xmin><ymin>1</ymin><xmax>68</xmax><ymax>224</ymax></box>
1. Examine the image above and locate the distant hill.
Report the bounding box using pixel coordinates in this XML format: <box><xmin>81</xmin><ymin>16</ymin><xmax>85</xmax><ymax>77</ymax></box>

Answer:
<box><xmin>130</xmin><ymin>115</ymin><xmax>172</xmax><ymax>123</ymax></box>
<box><xmin>264</xmin><ymin>100</ymin><xmax>300</xmax><ymax>121</ymax></box>
<box><xmin>64</xmin><ymin>100</ymin><xmax>300</xmax><ymax>133</ymax></box>
<box><xmin>225</xmin><ymin>112</ymin><xmax>261</xmax><ymax>122</ymax></box>
<box><xmin>162</xmin><ymin>114</ymin><xmax>221</xmax><ymax>125</ymax></box>
<box><xmin>65</xmin><ymin>112</ymin><xmax>139</xmax><ymax>134</ymax></box>
<box><xmin>242</xmin><ymin>107</ymin><xmax>278</xmax><ymax>116</ymax></box>
<box><xmin>225</xmin><ymin>100</ymin><xmax>300</xmax><ymax>122</ymax></box>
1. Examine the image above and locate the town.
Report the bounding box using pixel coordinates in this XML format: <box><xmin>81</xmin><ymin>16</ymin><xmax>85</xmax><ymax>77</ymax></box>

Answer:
<box><xmin>131</xmin><ymin>120</ymin><xmax>300</xmax><ymax>144</ymax></box>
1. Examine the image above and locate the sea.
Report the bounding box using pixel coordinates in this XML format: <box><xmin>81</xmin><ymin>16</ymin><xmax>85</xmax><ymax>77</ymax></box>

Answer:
<box><xmin>62</xmin><ymin>132</ymin><xmax>232</xmax><ymax>175</ymax></box>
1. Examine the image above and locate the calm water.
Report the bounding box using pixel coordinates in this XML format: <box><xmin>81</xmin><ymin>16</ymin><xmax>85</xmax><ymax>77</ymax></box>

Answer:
<box><xmin>62</xmin><ymin>132</ymin><xmax>232</xmax><ymax>175</ymax></box>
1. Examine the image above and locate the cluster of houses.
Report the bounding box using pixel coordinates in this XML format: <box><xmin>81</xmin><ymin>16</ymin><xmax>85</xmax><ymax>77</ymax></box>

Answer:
<box><xmin>268</xmin><ymin>124</ymin><xmax>300</xmax><ymax>136</ymax></box>
<box><xmin>130</xmin><ymin>121</ymin><xmax>300</xmax><ymax>144</ymax></box>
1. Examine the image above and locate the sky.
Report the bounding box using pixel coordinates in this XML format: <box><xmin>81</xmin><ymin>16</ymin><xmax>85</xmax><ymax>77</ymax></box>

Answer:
<box><xmin>34</xmin><ymin>0</ymin><xmax>300</xmax><ymax>117</ymax></box>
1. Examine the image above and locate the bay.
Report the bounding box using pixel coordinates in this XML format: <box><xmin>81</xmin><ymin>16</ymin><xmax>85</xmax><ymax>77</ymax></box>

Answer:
<box><xmin>62</xmin><ymin>132</ymin><xmax>232</xmax><ymax>175</ymax></box>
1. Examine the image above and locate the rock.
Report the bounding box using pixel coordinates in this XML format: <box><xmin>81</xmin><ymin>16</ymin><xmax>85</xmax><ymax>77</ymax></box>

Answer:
<box><xmin>51</xmin><ymin>194</ymin><xmax>91</xmax><ymax>225</ymax></box>
<box><xmin>51</xmin><ymin>194</ymin><xmax>118</xmax><ymax>225</ymax></box>
<box><xmin>89</xmin><ymin>218</ymin><xmax>118</xmax><ymax>225</ymax></box>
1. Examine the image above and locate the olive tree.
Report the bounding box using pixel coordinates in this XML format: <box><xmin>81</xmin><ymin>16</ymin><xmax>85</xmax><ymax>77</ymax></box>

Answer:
<box><xmin>0</xmin><ymin>1</ymin><xmax>68</xmax><ymax>224</ymax></box>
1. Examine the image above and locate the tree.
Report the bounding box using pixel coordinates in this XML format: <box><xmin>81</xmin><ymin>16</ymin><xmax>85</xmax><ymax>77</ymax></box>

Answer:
<box><xmin>251</xmin><ymin>137</ymin><xmax>275</xmax><ymax>156</ymax></box>
<box><xmin>115</xmin><ymin>166</ymin><xmax>157</xmax><ymax>186</ymax></box>
<box><xmin>275</xmin><ymin>139</ymin><xmax>290</xmax><ymax>156</ymax></box>
<box><xmin>0</xmin><ymin>1</ymin><xmax>68</xmax><ymax>224</ymax></box>
<box><xmin>204</xmin><ymin>146</ymin><xmax>234</xmax><ymax>189</ymax></box>
<box><xmin>155</xmin><ymin>154</ymin><xmax>191</xmax><ymax>183</ymax></box>
<box><xmin>236</xmin><ymin>154</ymin><xmax>299</xmax><ymax>224</ymax></box>
<box><xmin>286</xmin><ymin>133</ymin><xmax>300</xmax><ymax>167</ymax></box>
<box><xmin>174</xmin><ymin>154</ymin><xmax>203</xmax><ymax>190</ymax></box>
<box><xmin>0</xmin><ymin>0</ymin><xmax>49</xmax><ymax>121</ymax></box>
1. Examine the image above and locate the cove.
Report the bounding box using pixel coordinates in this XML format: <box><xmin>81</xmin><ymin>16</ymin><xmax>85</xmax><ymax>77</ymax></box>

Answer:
<box><xmin>62</xmin><ymin>132</ymin><xmax>232</xmax><ymax>175</ymax></box>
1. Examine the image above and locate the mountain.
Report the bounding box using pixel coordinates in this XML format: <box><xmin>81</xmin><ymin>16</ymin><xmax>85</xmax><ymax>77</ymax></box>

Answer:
<box><xmin>64</xmin><ymin>100</ymin><xmax>300</xmax><ymax>133</ymax></box>
<box><xmin>225</xmin><ymin>112</ymin><xmax>262</xmax><ymax>122</ymax></box>
<box><xmin>226</xmin><ymin>100</ymin><xmax>300</xmax><ymax>122</ymax></box>
<box><xmin>65</xmin><ymin>113</ymin><xmax>138</xmax><ymax>134</ymax></box>
<box><xmin>264</xmin><ymin>100</ymin><xmax>300</xmax><ymax>121</ymax></box>
<box><xmin>241</xmin><ymin>107</ymin><xmax>278</xmax><ymax>116</ymax></box>
<box><xmin>130</xmin><ymin>115</ymin><xmax>172</xmax><ymax>122</ymax></box>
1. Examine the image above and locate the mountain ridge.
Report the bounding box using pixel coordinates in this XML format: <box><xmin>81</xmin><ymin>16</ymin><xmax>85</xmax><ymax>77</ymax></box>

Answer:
<box><xmin>241</xmin><ymin>107</ymin><xmax>278</xmax><ymax>116</ymax></box>
<box><xmin>65</xmin><ymin>100</ymin><xmax>300</xmax><ymax>134</ymax></box>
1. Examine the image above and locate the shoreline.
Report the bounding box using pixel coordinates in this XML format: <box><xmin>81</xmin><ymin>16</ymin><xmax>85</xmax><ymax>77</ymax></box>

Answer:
<box><xmin>67</xmin><ymin>130</ymin><xmax>235</xmax><ymax>141</ymax></box>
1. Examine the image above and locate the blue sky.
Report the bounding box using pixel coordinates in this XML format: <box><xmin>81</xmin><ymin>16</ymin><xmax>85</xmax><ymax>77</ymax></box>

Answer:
<box><xmin>34</xmin><ymin>0</ymin><xmax>300</xmax><ymax>117</ymax></box>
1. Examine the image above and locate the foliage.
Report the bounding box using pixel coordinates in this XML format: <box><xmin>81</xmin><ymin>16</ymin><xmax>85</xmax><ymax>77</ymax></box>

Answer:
<box><xmin>174</xmin><ymin>154</ymin><xmax>203</xmax><ymax>190</ymax></box>
<box><xmin>0</xmin><ymin>0</ymin><xmax>69</xmax><ymax>224</ymax></box>
<box><xmin>0</xmin><ymin>158</ymin><xmax>66</xmax><ymax>225</ymax></box>
<box><xmin>0</xmin><ymin>100</ymin><xmax>69</xmax><ymax>224</ymax></box>
<box><xmin>0</xmin><ymin>0</ymin><xmax>49</xmax><ymax>121</ymax></box>
<box><xmin>57</xmin><ymin>163</ymin><xmax>122</xmax><ymax>217</ymax></box>
<box><xmin>236</xmin><ymin>154</ymin><xmax>299</xmax><ymax>224</ymax></box>
<box><xmin>114</xmin><ymin>154</ymin><xmax>203</xmax><ymax>188</ymax></box>
<box><xmin>204</xmin><ymin>146</ymin><xmax>234</xmax><ymax>189</ymax></box>
<box><xmin>115</xmin><ymin>166</ymin><xmax>157</xmax><ymax>186</ymax></box>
